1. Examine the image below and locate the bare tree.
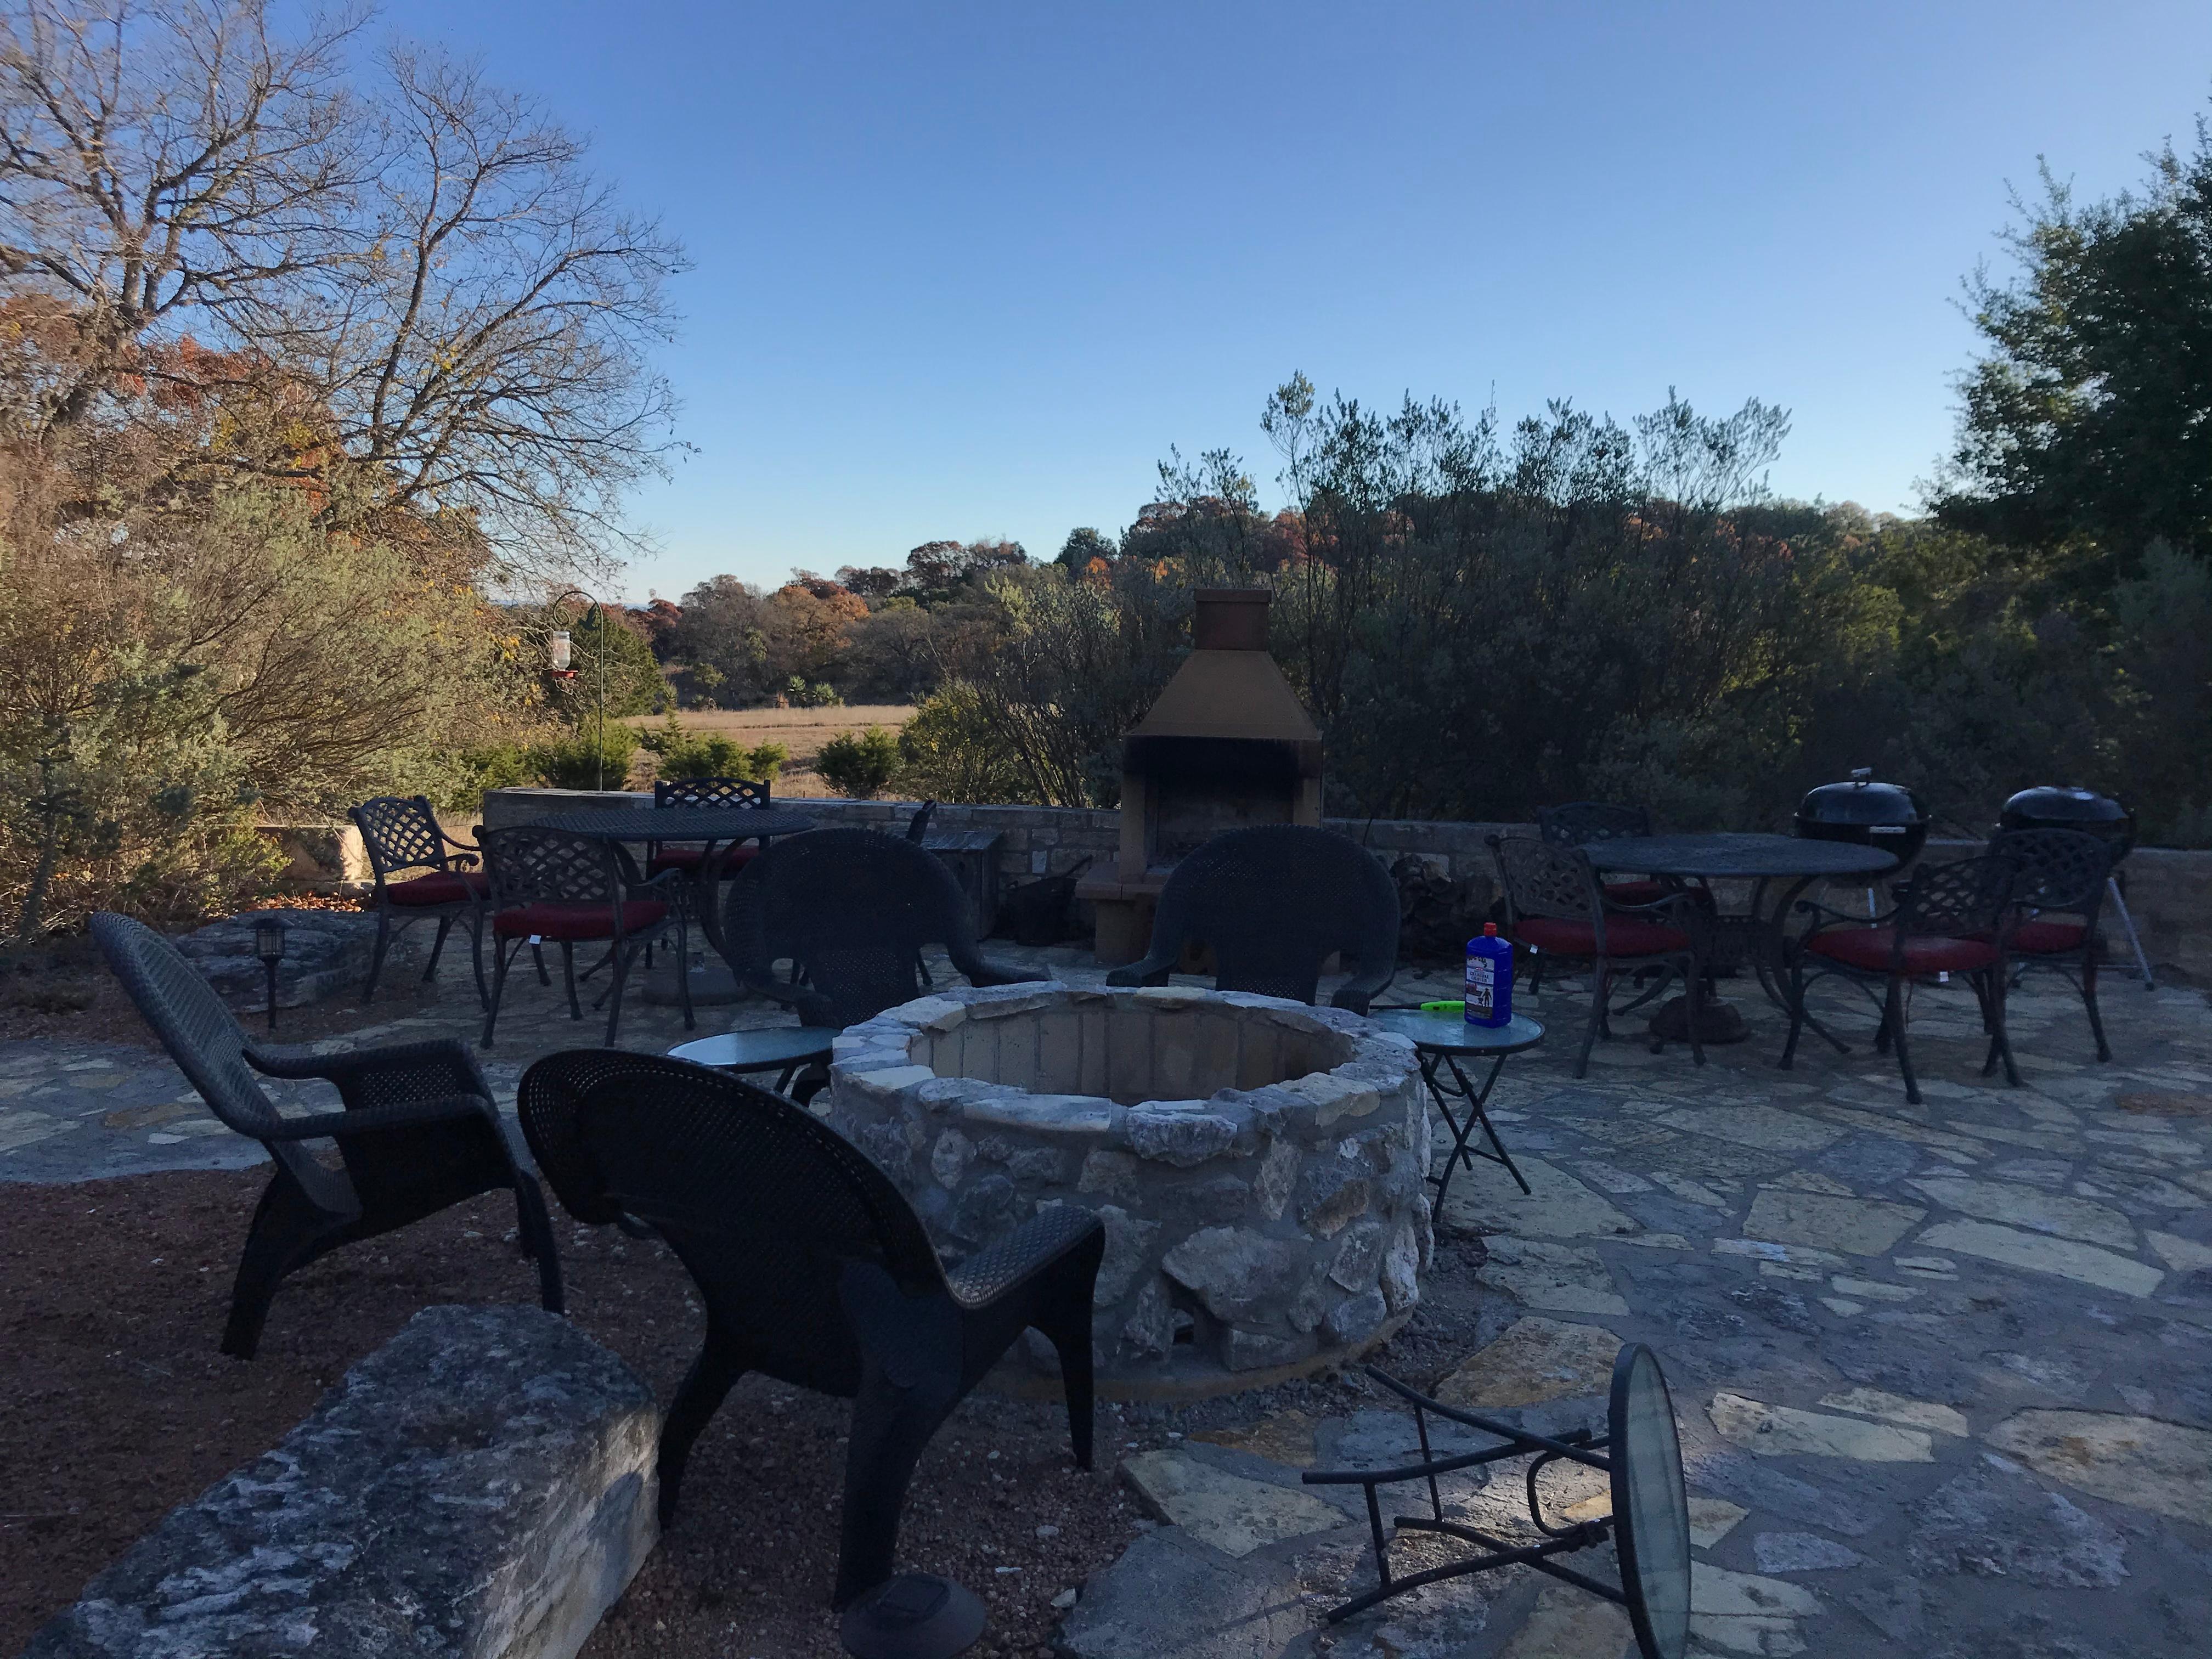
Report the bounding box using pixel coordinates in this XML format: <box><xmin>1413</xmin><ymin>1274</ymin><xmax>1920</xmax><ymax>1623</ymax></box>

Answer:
<box><xmin>0</xmin><ymin>1</ymin><xmax>686</xmax><ymax>576</ymax></box>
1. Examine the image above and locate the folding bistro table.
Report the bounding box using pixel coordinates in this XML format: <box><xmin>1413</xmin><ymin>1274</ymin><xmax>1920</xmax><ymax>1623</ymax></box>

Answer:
<box><xmin>1370</xmin><ymin>1006</ymin><xmax>1545</xmax><ymax>1204</ymax></box>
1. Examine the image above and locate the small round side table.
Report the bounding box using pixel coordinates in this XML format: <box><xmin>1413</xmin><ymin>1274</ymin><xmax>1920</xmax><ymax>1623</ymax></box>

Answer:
<box><xmin>1369</xmin><ymin>1007</ymin><xmax>1545</xmax><ymax>1206</ymax></box>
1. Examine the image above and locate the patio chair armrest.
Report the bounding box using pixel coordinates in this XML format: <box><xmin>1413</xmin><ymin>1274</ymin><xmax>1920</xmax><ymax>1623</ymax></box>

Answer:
<box><xmin>945</xmin><ymin>1203</ymin><xmax>1105</xmax><ymax>1307</ymax></box>
<box><xmin>1103</xmin><ymin>949</ymin><xmax>1177</xmax><ymax>988</ymax></box>
<box><xmin>1329</xmin><ymin>964</ymin><xmax>1397</xmax><ymax>1015</ymax></box>
<box><xmin>1792</xmin><ymin>898</ymin><xmax>1888</xmax><ymax>930</ymax></box>
<box><xmin>261</xmin><ymin>1093</ymin><xmax>499</xmax><ymax>1142</ymax></box>
<box><xmin>246</xmin><ymin>1038</ymin><xmax>492</xmax><ymax>1109</ymax></box>
<box><xmin>964</xmin><ymin>957</ymin><xmax>1049</xmax><ymax>989</ymax></box>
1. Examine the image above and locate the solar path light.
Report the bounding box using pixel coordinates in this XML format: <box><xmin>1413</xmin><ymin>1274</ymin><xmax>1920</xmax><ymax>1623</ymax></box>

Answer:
<box><xmin>253</xmin><ymin>919</ymin><xmax>287</xmax><ymax>1032</ymax></box>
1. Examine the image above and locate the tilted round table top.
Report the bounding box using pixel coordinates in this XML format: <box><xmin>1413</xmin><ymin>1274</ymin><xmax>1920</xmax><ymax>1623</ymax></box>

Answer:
<box><xmin>1579</xmin><ymin>832</ymin><xmax>1897</xmax><ymax>881</ymax></box>
<box><xmin>1368</xmin><ymin>1007</ymin><xmax>1546</xmax><ymax>1056</ymax></box>
<box><xmin>668</xmin><ymin>1026</ymin><xmax>842</xmax><ymax>1070</ymax></box>
<box><xmin>531</xmin><ymin>805</ymin><xmax>817</xmax><ymax>841</ymax></box>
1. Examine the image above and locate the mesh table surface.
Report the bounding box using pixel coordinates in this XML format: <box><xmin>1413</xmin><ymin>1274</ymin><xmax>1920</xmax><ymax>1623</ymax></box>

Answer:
<box><xmin>668</xmin><ymin>1026</ymin><xmax>842</xmax><ymax>1069</ymax></box>
<box><xmin>531</xmin><ymin>806</ymin><xmax>819</xmax><ymax>840</ymax></box>
<box><xmin>1369</xmin><ymin>1008</ymin><xmax>1546</xmax><ymax>1056</ymax></box>
<box><xmin>1579</xmin><ymin>832</ymin><xmax>1897</xmax><ymax>879</ymax></box>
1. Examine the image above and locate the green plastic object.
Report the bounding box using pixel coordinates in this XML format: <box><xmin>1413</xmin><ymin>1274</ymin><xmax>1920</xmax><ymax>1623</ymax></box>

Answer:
<box><xmin>1420</xmin><ymin>1000</ymin><xmax>1464</xmax><ymax>1014</ymax></box>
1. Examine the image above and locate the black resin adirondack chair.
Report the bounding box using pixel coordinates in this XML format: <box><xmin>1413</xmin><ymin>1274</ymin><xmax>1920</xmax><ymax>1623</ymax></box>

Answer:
<box><xmin>718</xmin><ymin>828</ymin><xmax>1043</xmax><ymax>1030</ymax></box>
<box><xmin>91</xmin><ymin>913</ymin><xmax>561</xmax><ymax>1357</ymax></box>
<box><xmin>1105</xmin><ymin>825</ymin><xmax>1402</xmax><ymax>1014</ymax></box>
<box><xmin>516</xmin><ymin>1048</ymin><xmax>1104</xmax><ymax>1608</ymax></box>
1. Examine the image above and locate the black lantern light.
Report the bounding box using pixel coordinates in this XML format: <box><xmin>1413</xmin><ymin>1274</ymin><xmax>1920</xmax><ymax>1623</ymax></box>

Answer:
<box><xmin>253</xmin><ymin>918</ymin><xmax>287</xmax><ymax>1032</ymax></box>
<box><xmin>1301</xmin><ymin>1347</ymin><xmax>1692</xmax><ymax>1659</ymax></box>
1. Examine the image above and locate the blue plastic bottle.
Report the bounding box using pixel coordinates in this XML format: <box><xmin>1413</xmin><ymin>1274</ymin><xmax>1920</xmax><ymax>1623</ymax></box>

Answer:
<box><xmin>1465</xmin><ymin>922</ymin><xmax>1513</xmax><ymax>1028</ymax></box>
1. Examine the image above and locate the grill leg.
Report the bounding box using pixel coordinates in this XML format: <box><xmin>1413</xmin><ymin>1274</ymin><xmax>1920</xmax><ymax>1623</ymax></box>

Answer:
<box><xmin>2106</xmin><ymin>877</ymin><xmax>2155</xmax><ymax>990</ymax></box>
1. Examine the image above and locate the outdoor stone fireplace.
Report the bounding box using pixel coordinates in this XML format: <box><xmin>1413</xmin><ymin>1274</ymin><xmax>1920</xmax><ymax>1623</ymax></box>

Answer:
<box><xmin>825</xmin><ymin>984</ymin><xmax>1431</xmax><ymax>1397</ymax></box>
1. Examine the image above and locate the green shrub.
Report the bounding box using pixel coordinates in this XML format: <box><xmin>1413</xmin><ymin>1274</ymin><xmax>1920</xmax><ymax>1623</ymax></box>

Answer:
<box><xmin>636</xmin><ymin>715</ymin><xmax>789</xmax><ymax>784</ymax></box>
<box><xmin>524</xmin><ymin>725</ymin><xmax>640</xmax><ymax>790</ymax></box>
<box><xmin>785</xmin><ymin>676</ymin><xmax>844</xmax><ymax>708</ymax></box>
<box><xmin>816</xmin><ymin>726</ymin><xmax>900</xmax><ymax>798</ymax></box>
<box><xmin>741</xmin><ymin>739</ymin><xmax>791</xmax><ymax>782</ymax></box>
<box><xmin>896</xmin><ymin>683</ymin><xmax>1031</xmax><ymax>803</ymax></box>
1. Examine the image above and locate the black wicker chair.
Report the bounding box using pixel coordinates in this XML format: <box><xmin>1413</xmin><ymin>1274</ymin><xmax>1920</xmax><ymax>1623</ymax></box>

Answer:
<box><xmin>1489</xmin><ymin>834</ymin><xmax>1708</xmax><ymax>1077</ymax></box>
<box><xmin>719</xmin><ymin>828</ymin><xmax>1044</xmax><ymax>1030</ymax></box>
<box><xmin>1104</xmin><ymin>825</ymin><xmax>1401</xmax><ymax>1014</ymax></box>
<box><xmin>1781</xmin><ymin>853</ymin><xmax>2023</xmax><ymax>1104</ymax></box>
<box><xmin>516</xmin><ymin>1049</ymin><xmax>1103</xmax><ymax>1608</ymax></box>
<box><xmin>1989</xmin><ymin>827</ymin><xmax>2118</xmax><ymax>1062</ymax></box>
<box><xmin>349</xmin><ymin>795</ymin><xmax>490</xmax><ymax>1007</ymax></box>
<box><xmin>478</xmin><ymin>826</ymin><xmax>686</xmax><ymax>1047</ymax></box>
<box><xmin>89</xmin><ymin>912</ymin><xmax>561</xmax><ymax>1358</ymax></box>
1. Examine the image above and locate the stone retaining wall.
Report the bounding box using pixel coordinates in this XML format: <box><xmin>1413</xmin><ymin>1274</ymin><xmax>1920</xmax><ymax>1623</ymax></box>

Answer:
<box><xmin>477</xmin><ymin>788</ymin><xmax>2212</xmax><ymax>980</ymax></box>
<box><xmin>25</xmin><ymin>1306</ymin><xmax>659</xmax><ymax>1659</ymax></box>
<box><xmin>825</xmin><ymin>983</ymin><xmax>1434</xmax><ymax>1397</ymax></box>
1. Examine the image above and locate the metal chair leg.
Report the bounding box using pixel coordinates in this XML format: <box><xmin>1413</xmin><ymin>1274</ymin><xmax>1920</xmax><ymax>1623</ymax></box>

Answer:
<box><xmin>1885</xmin><ymin>977</ymin><xmax>1920</xmax><ymax>1104</ymax></box>
<box><xmin>423</xmin><ymin>913</ymin><xmax>454</xmax><ymax>982</ymax></box>
<box><xmin>363</xmin><ymin>908</ymin><xmax>393</xmax><ymax>1003</ymax></box>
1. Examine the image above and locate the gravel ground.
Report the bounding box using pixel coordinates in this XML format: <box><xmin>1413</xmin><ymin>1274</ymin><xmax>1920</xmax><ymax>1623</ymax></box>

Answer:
<box><xmin>0</xmin><ymin>1165</ymin><xmax>1495</xmax><ymax>1657</ymax></box>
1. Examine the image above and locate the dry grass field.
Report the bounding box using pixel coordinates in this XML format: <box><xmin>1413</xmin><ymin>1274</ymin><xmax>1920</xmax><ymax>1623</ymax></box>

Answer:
<box><xmin>625</xmin><ymin>703</ymin><xmax>915</xmax><ymax>796</ymax></box>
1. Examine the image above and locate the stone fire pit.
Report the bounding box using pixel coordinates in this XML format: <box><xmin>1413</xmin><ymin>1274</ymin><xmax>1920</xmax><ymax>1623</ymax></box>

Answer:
<box><xmin>825</xmin><ymin>984</ymin><xmax>1430</xmax><ymax>1397</ymax></box>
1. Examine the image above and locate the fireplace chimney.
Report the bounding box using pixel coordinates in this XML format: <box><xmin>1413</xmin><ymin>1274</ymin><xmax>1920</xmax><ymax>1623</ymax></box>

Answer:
<box><xmin>1077</xmin><ymin>589</ymin><xmax>1325</xmax><ymax>963</ymax></box>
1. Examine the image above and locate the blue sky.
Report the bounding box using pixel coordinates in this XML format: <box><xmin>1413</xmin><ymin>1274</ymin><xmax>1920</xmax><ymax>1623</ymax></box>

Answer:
<box><xmin>371</xmin><ymin>1</ymin><xmax>2212</xmax><ymax>599</ymax></box>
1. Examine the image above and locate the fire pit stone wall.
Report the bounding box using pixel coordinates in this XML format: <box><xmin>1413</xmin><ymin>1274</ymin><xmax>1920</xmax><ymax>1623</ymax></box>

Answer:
<box><xmin>825</xmin><ymin>983</ymin><xmax>1431</xmax><ymax>1396</ymax></box>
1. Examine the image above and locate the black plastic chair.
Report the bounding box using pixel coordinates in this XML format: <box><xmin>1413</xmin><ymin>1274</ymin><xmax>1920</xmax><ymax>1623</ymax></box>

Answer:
<box><xmin>349</xmin><ymin>795</ymin><xmax>490</xmax><ymax>1007</ymax></box>
<box><xmin>1988</xmin><ymin>828</ymin><xmax>2118</xmax><ymax>1062</ymax></box>
<box><xmin>90</xmin><ymin>912</ymin><xmax>561</xmax><ymax>1357</ymax></box>
<box><xmin>516</xmin><ymin>1049</ymin><xmax>1103</xmax><ymax>1608</ymax></box>
<box><xmin>1490</xmin><ymin>834</ymin><xmax>1708</xmax><ymax>1077</ymax></box>
<box><xmin>719</xmin><ymin>828</ymin><xmax>1044</xmax><ymax>1030</ymax></box>
<box><xmin>1781</xmin><ymin>853</ymin><xmax>2023</xmax><ymax>1105</ymax></box>
<box><xmin>1104</xmin><ymin>825</ymin><xmax>1402</xmax><ymax>1014</ymax></box>
<box><xmin>478</xmin><ymin>826</ymin><xmax>686</xmax><ymax>1047</ymax></box>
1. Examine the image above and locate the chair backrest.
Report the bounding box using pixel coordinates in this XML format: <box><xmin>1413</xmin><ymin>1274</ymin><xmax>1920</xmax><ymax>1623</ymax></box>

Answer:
<box><xmin>350</xmin><ymin>795</ymin><xmax>454</xmax><ymax>882</ymax></box>
<box><xmin>1538</xmin><ymin>802</ymin><xmax>1652</xmax><ymax>847</ymax></box>
<box><xmin>719</xmin><ymin>828</ymin><xmax>985</xmax><ymax>1028</ymax></box>
<box><xmin>1989</xmin><ymin>827</ymin><xmax>2114</xmax><ymax>917</ymax></box>
<box><xmin>1142</xmin><ymin>826</ymin><xmax>1400</xmax><ymax>1009</ymax></box>
<box><xmin>1896</xmin><ymin>853</ymin><xmax>2021</xmax><ymax>939</ymax></box>
<box><xmin>906</xmin><ymin>800</ymin><xmax>938</xmax><ymax>843</ymax></box>
<box><xmin>479</xmin><ymin>826</ymin><xmax>627</xmax><ymax>907</ymax></box>
<box><xmin>88</xmin><ymin>913</ymin><xmax>341</xmax><ymax>1200</ymax></box>
<box><xmin>653</xmin><ymin>776</ymin><xmax>771</xmax><ymax>810</ymax></box>
<box><xmin>1491</xmin><ymin>834</ymin><xmax>1605</xmax><ymax>924</ymax></box>
<box><xmin>517</xmin><ymin>1050</ymin><xmax>945</xmax><ymax>1392</ymax></box>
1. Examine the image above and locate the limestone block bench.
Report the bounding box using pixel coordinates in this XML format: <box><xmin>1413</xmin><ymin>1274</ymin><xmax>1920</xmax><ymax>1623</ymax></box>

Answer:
<box><xmin>25</xmin><ymin>1306</ymin><xmax>658</xmax><ymax>1659</ymax></box>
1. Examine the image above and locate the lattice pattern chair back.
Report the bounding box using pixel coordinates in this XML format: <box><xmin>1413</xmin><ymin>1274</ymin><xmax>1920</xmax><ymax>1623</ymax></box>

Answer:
<box><xmin>89</xmin><ymin>913</ymin><xmax>345</xmax><ymax>1207</ymax></box>
<box><xmin>1990</xmin><ymin>828</ymin><xmax>2114</xmax><ymax>916</ymax></box>
<box><xmin>524</xmin><ymin>1052</ymin><xmax>945</xmax><ymax>1386</ymax></box>
<box><xmin>1493</xmin><ymin>835</ymin><xmax>1606</xmax><ymax>923</ymax></box>
<box><xmin>1120</xmin><ymin>826</ymin><xmax>1400</xmax><ymax>1011</ymax></box>
<box><xmin>1537</xmin><ymin>802</ymin><xmax>1652</xmax><ymax>847</ymax></box>
<box><xmin>1895</xmin><ymin>853</ymin><xmax>2021</xmax><ymax>944</ymax></box>
<box><xmin>481</xmin><ymin>826</ymin><xmax>626</xmax><ymax>907</ymax></box>
<box><xmin>654</xmin><ymin>776</ymin><xmax>771</xmax><ymax>810</ymax></box>
<box><xmin>351</xmin><ymin>794</ymin><xmax>458</xmax><ymax>879</ymax></box>
<box><xmin>720</xmin><ymin>828</ymin><xmax>986</xmax><ymax>1029</ymax></box>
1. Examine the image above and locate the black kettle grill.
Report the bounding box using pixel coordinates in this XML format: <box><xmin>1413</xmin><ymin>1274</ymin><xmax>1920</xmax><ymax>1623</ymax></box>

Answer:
<box><xmin>1998</xmin><ymin>787</ymin><xmax>2137</xmax><ymax>860</ymax></box>
<box><xmin>1794</xmin><ymin>769</ymin><xmax>1931</xmax><ymax>866</ymax></box>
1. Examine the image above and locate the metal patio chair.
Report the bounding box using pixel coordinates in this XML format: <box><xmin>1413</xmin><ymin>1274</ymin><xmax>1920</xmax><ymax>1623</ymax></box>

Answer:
<box><xmin>91</xmin><ymin>912</ymin><xmax>561</xmax><ymax>1358</ymax></box>
<box><xmin>1105</xmin><ymin>824</ymin><xmax>1402</xmax><ymax>1014</ymax></box>
<box><xmin>1490</xmin><ymin>833</ymin><xmax>1708</xmax><ymax>1077</ymax></box>
<box><xmin>1781</xmin><ymin>852</ymin><xmax>2023</xmax><ymax>1105</ymax></box>
<box><xmin>1988</xmin><ymin>827</ymin><xmax>2119</xmax><ymax>1062</ymax></box>
<box><xmin>349</xmin><ymin>795</ymin><xmax>490</xmax><ymax>1007</ymax></box>
<box><xmin>477</xmin><ymin>826</ymin><xmax>685</xmax><ymax>1047</ymax></box>
<box><xmin>516</xmin><ymin>1048</ymin><xmax>1103</xmax><ymax>1609</ymax></box>
<box><xmin>645</xmin><ymin>775</ymin><xmax>776</xmax><ymax>879</ymax></box>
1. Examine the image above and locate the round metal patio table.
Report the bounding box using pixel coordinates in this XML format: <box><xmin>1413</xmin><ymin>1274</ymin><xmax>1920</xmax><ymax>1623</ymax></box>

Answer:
<box><xmin>1578</xmin><ymin>832</ymin><xmax>1898</xmax><ymax>1052</ymax></box>
<box><xmin>669</xmin><ymin>1025</ymin><xmax>842</xmax><ymax>1097</ymax></box>
<box><xmin>1369</xmin><ymin>1007</ymin><xmax>1545</xmax><ymax>1210</ymax></box>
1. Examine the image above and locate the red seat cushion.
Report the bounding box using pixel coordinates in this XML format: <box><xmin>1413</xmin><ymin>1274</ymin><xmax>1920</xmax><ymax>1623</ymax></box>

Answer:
<box><xmin>492</xmin><ymin>901</ymin><xmax>668</xmax><ymax>941</ymax></box>
<box><xmin>1601</xmin><ymin>879</ymin><xmax>1671</xmax><ymax>906</ymax></box>
<box><xmin>2008</xmin><ymin>918</ymin><xmax>2089</xmax><ymax>955</ymax></box>
<box><xmin>1805</xmin><ymin>928</ymin><xmax>1999</xmax><ymax>974</ymax></box>
<box><xmin>383</xmin><ymin>871</ymin><xmax>488</xmax><ymax>906</ymax></box>
<box><xmin>646</xmin><ymin>843</ymin><xmax>761</xmax><ymax>876</ymax></box>
<box><xmin>1515</xmin><ymin>916</ymin><xmax>1691</xmax><ymax>957</ymax></box>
